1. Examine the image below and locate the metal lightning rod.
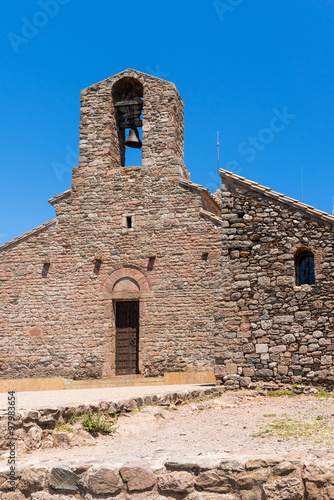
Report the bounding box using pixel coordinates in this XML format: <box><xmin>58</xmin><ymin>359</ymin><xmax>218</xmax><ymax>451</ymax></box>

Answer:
<box><xmin>301</xmin><ymin>164</ymin><xmax>304</xmax><ymax>203</ymax></box>
<box><xmin>217</xmin><ymin>131</ymin><xmax>220</xmax><ymax>190</ymax></box>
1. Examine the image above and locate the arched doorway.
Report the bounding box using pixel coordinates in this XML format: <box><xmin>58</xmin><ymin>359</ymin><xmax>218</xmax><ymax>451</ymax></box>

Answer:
<box><xmin>115</xmin><ymin>300</ymin><xmax>139</xmax><ymax>375</ymax></box>
<box><xmin>100</xmin><ymin>266</ymin><xmax>153</xmax><ymax>376</ymax></box>
<box><xmin>113</xmin><ymin>277</ymin><xmax>140</xmax><ymax>375</ymax></box>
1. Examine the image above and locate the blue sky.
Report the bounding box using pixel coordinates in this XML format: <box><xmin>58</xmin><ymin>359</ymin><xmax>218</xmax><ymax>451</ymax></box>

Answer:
<box><xmin>1</xmin><ymin>0</ymin><xmax>334</xmax><ymax>244</ymax></box>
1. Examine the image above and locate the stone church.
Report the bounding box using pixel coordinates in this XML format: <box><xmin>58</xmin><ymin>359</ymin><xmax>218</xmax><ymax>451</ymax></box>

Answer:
<box><xmin>1</xmin><ymin>69</ymin><xmax>334</xmax><ymax>389</ymax></box>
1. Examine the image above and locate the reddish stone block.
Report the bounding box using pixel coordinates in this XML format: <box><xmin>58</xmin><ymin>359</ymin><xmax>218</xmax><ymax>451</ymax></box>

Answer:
<box><xmin>243</xmin><ymin>367</ymin><xmax>255</xmax><ymax>377</ymax></box>
<box><xmin>29</xmin><ymin>329</ymin><xmax>42</xmax><ymax>338</ymax></box>
<box><xmin>225</xmin><ymin>363</ymin><xmax>238</xmax><ymax>375</ymax></box>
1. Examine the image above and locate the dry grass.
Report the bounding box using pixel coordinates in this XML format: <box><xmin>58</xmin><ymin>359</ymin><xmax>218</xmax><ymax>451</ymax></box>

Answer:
<box><xmin>254</xmin><ymin>415</ymin><xmax>334</xmax><ymax>445</ymax></box>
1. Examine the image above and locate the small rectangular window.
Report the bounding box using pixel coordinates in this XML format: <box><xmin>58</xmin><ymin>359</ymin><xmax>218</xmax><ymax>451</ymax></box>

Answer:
<box><xmin>94</xmin><ymin>259</ymin><xmax>102</xmax><ymax>275</ymax></box>
<box><xmin>147</xmin><ymin>256</ymin><xmax>155</xmax><ymax>271</ymax></box>
<box><xmin>42</xmin><ymin>263</ymin><xmax>50</xmax><ymax>278</ymax></box>
<box><xmin>122</xmin><ymin>214</ymin><xmax>135</xmax><ymax>234</ymax></box>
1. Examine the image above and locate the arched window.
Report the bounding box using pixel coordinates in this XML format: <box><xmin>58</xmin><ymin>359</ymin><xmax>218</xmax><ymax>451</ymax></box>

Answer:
<box><xmin>295</xmin><ymin>249</ymin><xmax>315</xmax><ymax>286</ymax></box>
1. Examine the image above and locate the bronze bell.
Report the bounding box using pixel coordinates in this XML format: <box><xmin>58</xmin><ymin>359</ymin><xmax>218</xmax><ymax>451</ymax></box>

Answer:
<box><xmin>125</xmin><ymin>127</ymin><xmax>142</xmax><ymax>149</ymax></box>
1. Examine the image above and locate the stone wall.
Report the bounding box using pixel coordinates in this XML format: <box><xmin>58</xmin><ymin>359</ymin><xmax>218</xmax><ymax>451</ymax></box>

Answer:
<box><xmin>2</xmin><ymin>456</ymin><xmax>334</xmax><ymax>499</ymax></box>
<box><xmin>215</xmin><ymin>173</ymin><xmax>334</xmax><ymax>387</ymax></box>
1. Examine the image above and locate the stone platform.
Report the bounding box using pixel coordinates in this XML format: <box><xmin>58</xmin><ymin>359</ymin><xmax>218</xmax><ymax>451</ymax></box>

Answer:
<box><xmin>0</xmin><ymin>370</ymin><xmax>216</xmax><ymax>394</ymax></box>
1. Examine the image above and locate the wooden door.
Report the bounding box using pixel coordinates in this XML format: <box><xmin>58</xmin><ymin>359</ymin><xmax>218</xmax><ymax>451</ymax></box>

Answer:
<box><xmin>115</xmin><ymin>301</ymin><xmax>139</xmax><ymax>375</ymax></box>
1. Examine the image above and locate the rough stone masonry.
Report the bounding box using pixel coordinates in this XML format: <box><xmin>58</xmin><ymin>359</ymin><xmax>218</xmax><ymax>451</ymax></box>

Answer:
<box><xmin>0</xmin><ymin>68</ymin><xmax>334</xmax><ymax>387</ymax></box>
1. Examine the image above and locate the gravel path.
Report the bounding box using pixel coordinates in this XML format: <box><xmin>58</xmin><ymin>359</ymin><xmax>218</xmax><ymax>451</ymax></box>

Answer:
<box><xmin>14</xmin><ymin>391</ymin><xmax>334</xmax><ymax>468</ymax></box>
<box><xmin>0</xmin><ymin>383</ymin><xmax>214</xmax><ymax>412</ymax></box>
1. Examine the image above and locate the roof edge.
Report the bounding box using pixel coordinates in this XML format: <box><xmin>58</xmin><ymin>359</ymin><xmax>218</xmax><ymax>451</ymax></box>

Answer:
<box><xmin>220</xmin><ymin>169</ymin><xmax>334</xmax><ymax>225</ymax></box>
<box><xmin>82</xmin><ymin>68</ymin><xmax>177</xmax><ymax>92</ymax></box>
<box><xmin>199</xmin><ymin>208</ymin><xmax>222</xmax><ymax>225</ymax></box>
<box><xmin>178</xmin><ymin>179</ymin><xmax>221</xmax><ymax>213</ymax></box>
<box><xmin>48</xmin><ymin>189</ymin><xmax>71</xmax><ymax>206</ymax></box>
<box><xmin>0</xmin><ymin>219</ymin><xmax>57</xmax><ymax>253</ymax></box>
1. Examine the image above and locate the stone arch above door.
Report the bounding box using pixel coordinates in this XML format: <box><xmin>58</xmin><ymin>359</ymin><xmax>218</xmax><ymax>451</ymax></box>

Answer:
<box><xmin>100</xmin><ymin>265</ymin><xmax>153</xmax><ymax>300</ymax></box>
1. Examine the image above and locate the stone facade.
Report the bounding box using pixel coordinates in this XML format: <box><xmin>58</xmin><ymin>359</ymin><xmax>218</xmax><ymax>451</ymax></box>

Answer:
<box><xmin>1</xmin><ymin>69</ymin><xmax>334</xmax><ymax>385</ymax></box>
<box><xmin>0</xmin><ymin>69</ymin><xmax>221</xmax><ymax>381</ymax></box>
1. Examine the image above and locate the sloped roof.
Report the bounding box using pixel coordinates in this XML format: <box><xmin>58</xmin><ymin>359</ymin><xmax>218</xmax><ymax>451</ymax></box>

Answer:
<box><xmin>179</xmin><ymin>179</ymin><xmax>221</xmax><ymax>216</ymax></box>
<box><xmin>220</xmin><ymin>169</ymin><xmax>334</xmax><ymax>225</ymax></box>
<box><xmin>83</xmin><ymin>68</ymin><xmax>176</xmax><ymax>92</ymax></box>
<box><xmin>48</xmin><ymin>189</ymin><xmax>71</xmax><ymax>206</ymax></box>
<box><xmin>0</xmin><ymin>219</ymin><xmax>57</xmax><ymax>253</ymax></box>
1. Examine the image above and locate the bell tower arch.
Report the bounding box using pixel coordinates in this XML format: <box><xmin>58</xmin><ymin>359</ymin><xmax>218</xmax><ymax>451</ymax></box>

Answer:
<box><xmin>75</xmin><ymin>68</ymin><xmax>189</xmax><ymax>186</ymax></box>
<box><xmin>112</xmin><ymin>77</ymin><xmax>143</xmax><ymax>167</ymax></box>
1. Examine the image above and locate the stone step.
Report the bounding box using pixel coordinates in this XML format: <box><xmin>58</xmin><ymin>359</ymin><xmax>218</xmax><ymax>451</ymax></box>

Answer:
<box><xmin>0</xmin><ymin>370</ymin><xmax>216</xmax><ymax>393</ymax></box>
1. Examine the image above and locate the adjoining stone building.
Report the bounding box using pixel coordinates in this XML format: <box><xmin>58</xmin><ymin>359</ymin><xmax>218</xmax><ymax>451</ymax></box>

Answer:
<box><xmin>1</xmin><ymin>69</ymin><xmax>334</xmax><ymax>388</ymax></box>
<box><xmin>216</xmin><ymin>172</ymin><xmax>334</xmax><ymax>387</ymax></box>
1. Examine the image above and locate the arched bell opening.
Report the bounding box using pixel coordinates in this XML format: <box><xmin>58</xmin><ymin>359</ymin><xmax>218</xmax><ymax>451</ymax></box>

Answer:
<box><xmin>112</xmin><ymin>77</ymin><xmax>144</xmax><ymax>167</ymax></box>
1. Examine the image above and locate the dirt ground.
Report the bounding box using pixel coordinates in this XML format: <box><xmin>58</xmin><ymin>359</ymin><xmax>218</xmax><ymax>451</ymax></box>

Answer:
<box><xmin>16</xmin><ymin>390</ymin><xmax>334</xmax><ymax>466</ymax></box>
